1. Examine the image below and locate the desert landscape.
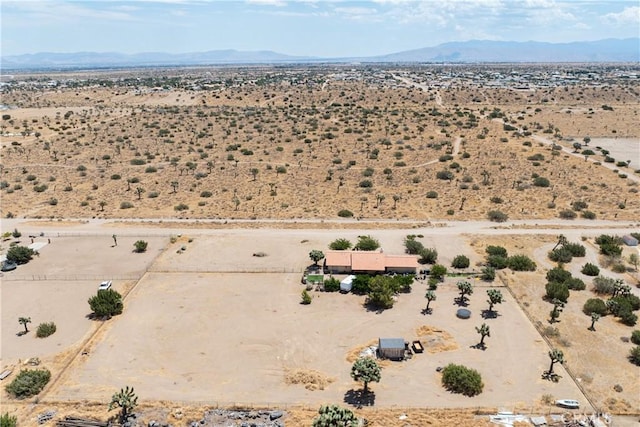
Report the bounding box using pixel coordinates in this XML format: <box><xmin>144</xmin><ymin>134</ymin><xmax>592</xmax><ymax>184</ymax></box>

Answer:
<box><xmin>1</xmin><ymin>64</ymin><xmax>639</xmax><ymax>427</ymax></box>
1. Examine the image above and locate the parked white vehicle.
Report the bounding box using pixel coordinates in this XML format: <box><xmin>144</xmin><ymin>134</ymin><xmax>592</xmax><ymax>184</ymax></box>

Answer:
<box><xmin>555</xmin><ymin>399</ymin><xmax>580</xmax><ymax>409</ymax></box>
<box><xmin>98</xmin><ymin>280</ymin><xmax>112</xmax><ymax>291</ymax></box>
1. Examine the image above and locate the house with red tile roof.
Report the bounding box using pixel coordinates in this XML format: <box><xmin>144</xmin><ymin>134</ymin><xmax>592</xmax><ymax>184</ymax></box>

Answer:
<box><xmin>324</xmin><ymin>250</ymin><xmax>419</xmax><ymax>274</ymax></box>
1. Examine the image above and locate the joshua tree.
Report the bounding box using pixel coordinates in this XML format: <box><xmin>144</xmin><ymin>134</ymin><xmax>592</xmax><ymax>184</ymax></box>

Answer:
<box><xmin>135</xmin><ymin>187</ymin><xmax>145</xmax><ymax>200</ymax></box>
<box><xmin>99</xmin><ymin>201</ymin><xmax>107</xmax><ymax>212</ymax></box>
<box><xmin>392</xmin><ymin>194</ymin><xmax>400</xmax><ymax>209</ymax></box>
<box><xmin>170</xmin><ymin>181</ymin><xmax>179</xmax><ymax>194</ymax></box>
<box><xmin>309</xmin><ymin>249</ymin><xmax>325</xmax><ymax>266</ymax></box>
<box><xmin>112</xmin><ymin>234</ymin><xmax>118</xmax><ymax>246</ymax></box>
<box><xmin>108</xmin><ymin>386</ymin><xmax>138</xmax><ymax>423</ymax></box>
<box><xmin>476</xmin><ymin>323</ymin><xmax>490</xmax><ymax>348</ymax></box>
<box><xmin>589</xmin><ymin>313</ymin><xmax>600</xmax><ymax>331</ymax></box>
<box><xmin>424</xmin><ymin>290</ymin><xmax>436</xmax><ymax>314</ymax></box>
<box><xmin>250</xmin><ymin>168</ymin><xmax>259</xmax><ymax>181</ymax></box>
<box><xmin>18</xmin><ymin>316</ymin><xmax>31</xmax><ymax>333</ymax></box>
<box><xmin>547</xmin><ymin>349</ymin><xmax>564</xmax><ymax>376</ymax></box>
<box><xmin>549</xmin><ymin>299</ymin><xmax>564</xmax><ymax>323</ymax></box>
<box><xmin>375</xmin><ymin>194</ymin><xmax>385</xmax><ymax>208</ymax></box>
<box><xmin>552</xmin><ymin>234</ymin><xmax>567</xmax><ymax>251</ymax></box>
<box><xmin>583</xmin><ymin>136</ymin><xmax>590</xmax><ymax>146</ymax></box>
<box><xmin>630</xmin><ymin>253</ymin><xmax>639</xmax><ymax>271</ymax></box>
<box><xmin>457</xmin><ymin>280</ymin><xmax>473</xmax><ymax>304</ymax></box>
<box><xmin>350</xmin><ymin>357</ymin><xmax>381</xmax><ymax>393</ymax></box>
<box><xmin>486</xmin><ymin>289</ymin><xmax>504</xmax><ymax>314</ymax></box>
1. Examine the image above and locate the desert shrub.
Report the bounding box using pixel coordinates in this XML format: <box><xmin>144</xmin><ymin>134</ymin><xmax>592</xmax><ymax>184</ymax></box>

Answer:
<box><xmin>426</xmin><ymin>191</ymin><xmax>438</xmax><ymax>199</ymax></box>
<box><xmin>631</xmin><ymin>330</ymin><xmax>640</xmax><ymax>345</ymax></box>
<box><xmin>564</xmin><ymin>243</ymin><xmax>586</xmax><ymax>257</ymax></box>
<box><xmin>533</xmin><ymin>176</ymin><xmax>550</xmax><ymax>187</ymax></box>
<box><xmin>1</xmin><ymin>413</ymin><xmax>17</xmax><ymax>427</ymax></box>
<box><xmin>200</xmin><ymin>191</ymin><xmax>213</xmax><ymax>198</ymax></box>
<box><xmin>323</xmin><ymin>277</ymin><xmax>340</xmax><ymax>292</ymax></box>
<box><xmin>366</xmin><ymin>276</ymin><xmax>396</xmax><ymax>309</ymax></box>
<box><xmin>593</xmin><ymin>276</ymin><xmax>616</xmax><ymax>295</ymax></box>
<box><xmin>581</xmin><ymin>210</ymin><xmax>596</xmax><ymax>219</ymax></box>
<box><xmin>486</xmin><ymin>246</ymin><xmax>508</xmax><ymax>257</ymax></box>
<box><xmin>337</xmin><ymin>209</ymin><xmax>354</xmax><ymax>218</ymax></box>
<box><xmin>147</xmin><ymin>191</ymin><xmax>159</xmax><ymax>198</ymax></box>
<box><xmin>120</xmin><ymin>201</ymin><xmax>134</xmax><ymax>209</ymax></box>
<box><xmin>487</xmin><ymin>210</ymin><xmax>508</xmax><ymax>222</ymax></box>
<box><xmin>546</xmin><ymin>282</ymin><xmax>569</xmax><ymax>303</ymax></box>
<box><xmin>490</xmin><ymin>196</ymin><xmax>503</xmax><ymax>204</ymax></box>
<box><xmin>88</xmin><ymin>289</ymin><xmax>123</xmax><ymax>318</ymax></box>
<box><xmin>451</xmin><ymin>255</ymin><xmax>470</xmax><ymax>269</ymax></box>
<box><xmin>418</xmin><ymin>248</ymin><xmax>438</xmax><ymax>264</ymax></box>
<box><xmin>558</xmin><ymin>210</ymin><xmax>577</xmax><ymax>220</ymax></box>
<box><xmin>583</xmin><ymin>298</ymin><xmax>608</xmax><ymax>316</ymax></box>
<box><xmin>571</xmin><ymin>200</ymin><xmax>588</xmax><ymax>211</ymax></box>
<box><xmin>430</xmin><ymin>264</ymin><xmax>447</xmax><ymax>280</ymax></box>
<box><xmin>612</xmin><ymin>263</ymin><xmax>627</xmax><ymax>273</ymax></box>
<box><xmin>174</xmin><ymin>203</ymin><xmax>189</xmax><ymax>211</ymax></box>
<box><xmin>351</xmin><ymin>275</ymin><xmax>371</xmax><ymax>295</ymax></box>
<box><xmin>621</xmin><ymin>312</ymin><xmax>638</xmax><ymax>327</ymax></box>
<box><xmin>565</xmin><ymin>277</ymin><xmax>586</xmax><ymax>291</ymax></box>
<box><xmin>436</xmin><ymin>170</ymin><xmax>453</xmax><ymax>180</ymax></box>
<box><xmin>36</xmin><ymin>322</ymin><xmax>57</xmax><ymax>338</ymax></box>
<box><xmin>358</xmin><ymin>179</ymin><xmax>372</xmax><ymax>188</ymax></box>
<box><xmin>329</xmin><ymin>238</ymin><xmax>352</xmax><ymax>250</ymax></box>
<box><xmin>133</xmin><ymin>240</ymin><xmax>148</xmax><ymax>253</ymax></box>
<box><xmin>301</xmin><ymin>290</ymin><xmax>312</xmax><ymax>305</ymax></box>
<box><xmin>546</xmin><ymin>267</ymin><xmax>571</xmax><ymax>284</ymax></box>
<box><xmin>6</xmin><ymin>246</ymin><xmax>34</xmax><ymax>264</ymax></box>
<box><xmin>630</xmin><ymin>346</ymin><xmax>640</xmax><ymax>366</ymax></box>
<box><xmin>130</xmin><ymin>158</ymin><xmax>146</xmax><ymax>165</ymax></box>
<box><xmin>548</xmin><ymin>248</ymin><xmax>572</xmax><ymax>263</ymax></box>
<box><xmin>441</xmin><ymin>364</ymin><xmax>484</xmax><ymax>397</ymax></box>
<box><xmin>487</xmin><ymin>255</ymin><xmax>508</xmax><ymax>270</ymax></box>
<box><xmin>480</xmin><ymin>266</ymin><xmax>496</xmax><ymax>282</ymax></box>
<box><xmin>404</xmin><ymin>236</ymin><xmax>425</xmax><ymax>255</ymax></box>
<box><xmin>599</xmin><ymin>242</ymin><xmax>622</xmax><ymax>257</ymax></box>
<box><xmin>33</xmin><ymin>184</ymin><xmax>48</xmax><ymax>192</ymax></box>
<box><xmin>5</xmin><ymin>369</ymin><xmax>51</xmax><ymax>398</ymax></box>
<box><xmin>581</xmin><ymin>263</ymin><xmax>600</xmax><ymax>276</ymax></box>
<box><xmin>507</xmin><ymin>255</ymin><xmax>536</xmax><ymax>271</ymax></box>
<box><xmin>354</xmin><ymin>235</ymin><xmax>380</xmax><ymax>251</ymax></box>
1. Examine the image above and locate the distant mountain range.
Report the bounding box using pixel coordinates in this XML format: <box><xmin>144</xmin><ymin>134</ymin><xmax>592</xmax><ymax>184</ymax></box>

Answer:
<box><xmin>2</xmin><ymin>39</ymin><xmax>638</xmax><ymax>70</ymax></box>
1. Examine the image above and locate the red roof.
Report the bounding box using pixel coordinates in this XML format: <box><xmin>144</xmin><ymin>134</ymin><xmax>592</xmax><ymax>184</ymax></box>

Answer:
<box><xmin>325</xmin><ymin>250</ymin><xmax>419</xmax><ymax>272</ymax></box>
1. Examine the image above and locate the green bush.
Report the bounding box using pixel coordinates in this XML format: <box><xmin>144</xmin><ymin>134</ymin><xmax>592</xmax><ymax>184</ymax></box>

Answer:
<box><xmin>487</xmin><ymin>210</ymin><xmax>508</xmax><ymax>222</ymax></box>
<box><xmin>436</xmin><ymin>170</ymin><xmax>454</xmax><ymax>180</ymax></box>
<box><xmin>451</xmin><ymin>255</ymin><xmax>470</xmax><ymax>269</ymax></box>
<box><xmin>507</xmin><ymin>255</ymin><xmax>536</xmax><ymax>271</ymax></box>
<box><xmin>1</xmin><ymin>412</ymin><xmax>17</xmax><ymax>427</ymax></box>
<box><xmin>5</xmin><ymin>368</ymin><xmax>51</xmax><ymax>399</ymax></box>
<box><xmin>581</xmin><ymin>210</ymin><xmax>596</xmax><ymax>219</ymax></box>
<box><xmin>583</xmin><ymin>298</ymin><xmax>608</xmax><ymax>316</ymax></box>
<box><xmin>563</xmin><ymin>243</ymin><xmax>586</xmax><ymax>257</ymax></box>
<box><xmin>354</xmin><ymin>235</ymin><xmax>380</xmax><ymax>251</ymax></box>
<box><xmin>200</xmin><ymin>191</ymin><xmax>213</xmax><ymax>198</ymax></box>
<box><xmin>323</xmin><ymin>277</ymin><xmax>340</xmax><ymax>292</ymax></box>
<box><xmin>430</xmin><ymin>264</ymin><xmax>447</xmax><ymax>280</ymax></box>
<box><xmin>630</xmin><ymin>346</ymin><xmax>640</xmax><ymax>366</ymax></box>
<box><xmin>545</xmin><ymin>282</ymin><xmax>569</xmax><ymax>303</ymax></box>
<box><xmin>441</xmin><ymin>364</ymin><xmax>484</xmax><ymax>397</ymax></box>
<box><xmin>548</xmin><ymin>248</ymin><xmax>572</xmax><ymax>263</ymax></box>
<box><xmin>366</xmin><ymin>276</ymin><xmax>396</xmax><ymax>309</ymax></box>
<box><xmin>486</xmin><ymin>246</ymin><xmax>508</xmax><ymax>257</ymax></box>
<box><xmin>565</xmin><ymin>277</ymin><xmax>585</xmax><ymax>291</ymax></box>
<box><xmin>301</xmin><ymin>290</ymin><xmax>312</xmax><ymax>305</ymax></box>
<box><xmin>120</xmin><ymin>201</ymin><xmax>134</xmax><ymax>209</ymax></box>
<box><xmin>581</xmin><ymin>263</ymin><xmax>600</xmax><ymax>276</ymax></box>
<box><xmin>558</xmin><ymin>209</ymin><xmax>577</xmax><ymax>220</ymax></box>
<box><xmin>631</xmin><ymin>330</ymin><xmax>640</xmax><ymax>345</ymax></box>
<box><xmin>621</xmin><ymin>311</ymin><xmax>638</xmax><ymax>327</ymax></box>
<box><xmin>404</xmin><ymin>236</ymin><xmax>425</xmax><ymax>255</ymax></box>
<box><xmin>174</xmin><ymin>203</ymin><xmax>189</xmax><ymax>211</ymax></box>
<box><xmin>419</xmin><ymin>247</ymin><xmax>438</xmax><ymax>264</ymax></box>
<box><xmin>337</xmin><ymin>209</ymin><xmax>354</xmax><ymax>218</ymax></box>
<box><xmin>351</xmin><ymin>275</ymin><xmax>371</xmax><ymax>295</ymax></box>
<box><xmin>487</xmin><ymin>255</ymin><xmax>508</xmax><ymax>270</ymax></box>
<box><xmin>88</xmin><ymin>289</ymin><xmax>123</xmax><ymax>318</ymax></box>
<box><xmin>546</xmin><ymin>267</ymin><xmax>571</xmax><ymax>284</ymax></box>
<box><xmin>593</xmin><ymin>276</ymin><xmax>616</xmax><ymax>295</ymax></box>
<box><xmin>426</xmin><ymin>191</ymin><xmax>438</xmax><ymax>199</ymax></box>
<box><xmin>6</xmin><ymin>246</ymin><xmax>35</xmax><ymax>264</ymax></box>
<box><xmin>480</xmin><ymin>266</ymin><xmax>496</xmax><ymax>282</ymax></box>
<box><xmin>533</xmin><ymin>176</ymin><xmax>550</xmax><ymax>187</ymax></box>
<box><xmin>133</xmin><ymin>240</ymin><xmax>148</xmax><ymax>253</ymax></box>
<box><xmin>36</xmin><ymin>322</ymin><xmax>57</xmax><ymax>338</ymax></box>
<box><xmin>329</xmin><ymin>238</ymin><xmax>352</xmax><ymax>250</ymax></box>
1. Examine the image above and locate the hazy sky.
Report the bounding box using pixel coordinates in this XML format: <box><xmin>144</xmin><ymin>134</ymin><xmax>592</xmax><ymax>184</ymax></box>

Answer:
<box><xmin>2</xmin><ymin>0</ymin><xmax>639</xmax><ymax>57</ymax></box>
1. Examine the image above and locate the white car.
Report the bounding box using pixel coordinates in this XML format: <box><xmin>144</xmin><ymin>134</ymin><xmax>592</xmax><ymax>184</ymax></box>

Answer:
<box><xmin>98</xmin><ymin>280</ymin><xmax>112</xmax><ymax>291</ymax></box>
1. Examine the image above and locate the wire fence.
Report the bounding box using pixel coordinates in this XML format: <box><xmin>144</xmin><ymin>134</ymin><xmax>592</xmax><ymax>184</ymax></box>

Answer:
<box><xmin>1</xmin><ymin>274</ymin><xmax>141</xmax><ymax>281</ymax></box>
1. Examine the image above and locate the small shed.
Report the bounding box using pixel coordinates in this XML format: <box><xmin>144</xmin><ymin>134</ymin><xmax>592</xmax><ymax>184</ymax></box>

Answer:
<box><xmin>378</xmin><ymin>338</ymin><xmax>405</xmax><ymax>360</ymax></box>
<box><xmin>340</xmin><ymin>275</ymin><xmax>356</xmax><ymax>292</ymax></box>
<box><xmin>622</xmin><ymin>235</ymin><xmax>638</xmax><ymax>246</ymax></box>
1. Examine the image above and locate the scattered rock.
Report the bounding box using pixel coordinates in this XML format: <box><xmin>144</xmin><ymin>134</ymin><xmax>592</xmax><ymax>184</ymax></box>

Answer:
<box><xmin>269</xmin><ymin>411</ymin><xmax>283</xmax><ymax>421</ymax></box>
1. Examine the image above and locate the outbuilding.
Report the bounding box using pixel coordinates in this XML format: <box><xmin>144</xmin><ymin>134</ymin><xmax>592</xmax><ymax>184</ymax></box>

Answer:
<box><xmin>378</xmin><ymin>338</ymin><xmax>406</xmax><ymax>360</ymax></box>
<box><xmin>622</xmin><ymin>235</ymin><xmax>638</xmax><ymax>246</ymax></box>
